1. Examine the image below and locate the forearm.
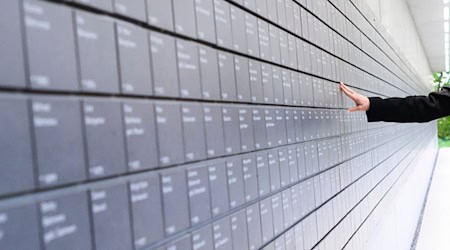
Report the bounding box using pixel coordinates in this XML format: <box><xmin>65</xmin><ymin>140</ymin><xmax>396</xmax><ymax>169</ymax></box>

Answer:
<box><xmin>366</xmin><ymin>96</ymin><xmax>431</xmax><ymax>123</ymax></box>
<box><xmin>366</xmin><ymin>87</ymin><xmax>450</xmax><ymax>123</ymax></box>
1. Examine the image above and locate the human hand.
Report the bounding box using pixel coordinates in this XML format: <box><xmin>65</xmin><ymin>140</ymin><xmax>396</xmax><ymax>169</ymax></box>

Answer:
<box><xmin>340</xmin><ymin>82</ymin><xmax>370</xmax><ymax>112</ymax></box>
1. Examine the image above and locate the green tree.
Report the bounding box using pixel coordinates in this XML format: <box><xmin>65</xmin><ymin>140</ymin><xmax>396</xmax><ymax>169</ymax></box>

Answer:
<box><xmin>433</xmin><ymin>72</ymin><xmax>450</xmax><ymax>147</ymax></box>
<box><xmin>433</xmin><ymin>72</ymin><xmax>450</xmax><ymax>91</ymax></box>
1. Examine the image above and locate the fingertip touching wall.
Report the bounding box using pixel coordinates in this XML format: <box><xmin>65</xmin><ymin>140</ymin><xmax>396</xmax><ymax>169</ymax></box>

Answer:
<box><xmin>0</xmin><ymin>0</ymin><xmax>438</xmax><ymax>250</ymax></box>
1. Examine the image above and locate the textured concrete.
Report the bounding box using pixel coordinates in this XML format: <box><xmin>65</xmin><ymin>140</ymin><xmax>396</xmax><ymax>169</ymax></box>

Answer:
<box><xmin>415</xmin><ymin>148</ymin><xmax>450</xmax><ymax>250</ymax></box>
<box><xmin>364</xmin><ymin>140</ymin><xmax>437</xmax><ymax>250</ymax></box>
<box><xmin>364</xmin><ymin>0</ymin><xmax>433</xmax><ymax>85</ymax></box>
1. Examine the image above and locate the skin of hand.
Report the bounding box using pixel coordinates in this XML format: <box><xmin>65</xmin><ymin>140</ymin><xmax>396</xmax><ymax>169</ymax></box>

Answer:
<box><xmin>339</xmin><ymin>82</ymin><xmax>370</xmax><ymax>112</ymax></box>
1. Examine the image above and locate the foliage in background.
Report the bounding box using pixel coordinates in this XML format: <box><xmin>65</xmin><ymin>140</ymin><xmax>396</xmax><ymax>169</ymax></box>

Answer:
<box><xmin>433</xmin><ymin>72</ymin><xmax>450</xmax><ymax>147</ymax></box>
<box><xmin>438</xmin><ymin>117</ymin><xmax>450</xmax><ymax>140</ymax></box>
<box><xmin>432</xmin><ymin>72</ymin><xmax>450</xmax><ymax>90</ymax></box>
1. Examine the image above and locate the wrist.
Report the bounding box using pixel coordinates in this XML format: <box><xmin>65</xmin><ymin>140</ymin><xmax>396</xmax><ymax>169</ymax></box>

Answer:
<box><xmin>366</xmin><ymin>97</ymin><xmax>384</xmax><ymax>122</ymax></box>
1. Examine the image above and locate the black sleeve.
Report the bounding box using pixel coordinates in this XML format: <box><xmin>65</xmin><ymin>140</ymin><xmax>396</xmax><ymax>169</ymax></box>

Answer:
<box><xmin>366</xmin><ymin>87</ymin><xmax>450</xmax><ymax>123</ymax></box>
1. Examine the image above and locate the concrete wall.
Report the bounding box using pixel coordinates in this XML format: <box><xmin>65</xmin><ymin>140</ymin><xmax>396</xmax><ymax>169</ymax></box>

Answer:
<box><xmin>357</xmin><ymin>1</ymin><xmax>439</xmax><ymax>249</ymax></box>
<box><xmin>364</xmin><ymin>0</ymin><xmax>433</xmax><ymax>87</ymax></box>
<box><xmin>0</xmin><ymin>0</ymin><xmax>438</xmax><ymax>250</ymax></box>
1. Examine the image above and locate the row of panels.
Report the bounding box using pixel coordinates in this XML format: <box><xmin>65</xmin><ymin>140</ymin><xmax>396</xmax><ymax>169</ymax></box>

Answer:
<box><xmin>263</xmin><ymin>128</ymin><xmax>435</xmax><ymax>250</ymax></box>
<box><xmin>334</xmin><ymin>0</ymin><xmax>423</xmax><ymax>91</ymax></box>
<box><xmin>341</xmin><ymin>137</ymin><xmax>438</xmax><ymax>250</ymax></box>
<box><xmin>321</xmin><ymin>0</ymin><xmax>424</xmax><ymax>94</ymax></box>
<box><xmin>51</xmin><ymin>0</ymin><xmax>414</xmax><ymax>90</ymax></box>
<box><xmin>0</xmin><ymin>124</ymin><xmax>426</xmax><ymax>250</ymax></box>
<box><xmin>1</xmin><ymin>93</ymin><xmax>378</xmax><ymax>197</ymax></box>
<box><xmin>1</xmin><ymin>0</ymin><xmax>406</xmax><ymax>99</ymax></box>
<box><xmin>337</xmin><ymin>133</ymin><xmax>436</xmax><ymax>250</ymax></box>
<box><xmin>74</xmin><ymin>0</ymin><xmax>420</xmax><ymax>96</ymax></box>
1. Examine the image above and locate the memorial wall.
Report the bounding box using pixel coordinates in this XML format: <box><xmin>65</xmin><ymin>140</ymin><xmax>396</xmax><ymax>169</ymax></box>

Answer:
<box><xmin>0</xmin><ymin>0</ymin><xmax>438</xmax><ymax>249</ymax></box>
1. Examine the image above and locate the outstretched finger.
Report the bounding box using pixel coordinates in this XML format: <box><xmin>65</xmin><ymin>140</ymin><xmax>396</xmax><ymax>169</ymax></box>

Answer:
<box><xmin>340</xmin><ymin>84</ymin><xmax>358</xmax><ymax>100</ymax></box>
<box><xmin>340</xmin><ymin>82</ymin><xmax>355</xmax><ymax>94</ymax></box>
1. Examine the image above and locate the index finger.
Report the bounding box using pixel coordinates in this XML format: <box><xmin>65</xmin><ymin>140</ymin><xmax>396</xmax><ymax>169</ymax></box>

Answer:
<box><xmin>340</xmin><ymin>82</ymin><xmax>356</xmax><ymax>94</ymax></box>
<box><xmin>340</xmin><ymin>83</ymin><xmax>357</xmax><ymax>99</ymax></box>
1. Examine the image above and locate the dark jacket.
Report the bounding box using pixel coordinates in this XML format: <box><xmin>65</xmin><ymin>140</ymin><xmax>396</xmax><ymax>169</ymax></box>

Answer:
<box><xmin>366</xmin><ymin>87</ymin><xmax>450</xmax><ymax>123</ymax></box>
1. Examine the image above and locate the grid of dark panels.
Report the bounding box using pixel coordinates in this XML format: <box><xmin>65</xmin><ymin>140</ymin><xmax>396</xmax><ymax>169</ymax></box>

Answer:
<box><xmin>0</xmin><ymin>0</ymin><xmax>437</xmax><ymax>250</ymax></box>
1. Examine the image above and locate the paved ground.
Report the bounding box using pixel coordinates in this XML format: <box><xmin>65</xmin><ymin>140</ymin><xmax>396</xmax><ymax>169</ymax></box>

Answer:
<box><xmin>415</xmin><ymin>148</ymin><xmax>450</xmax><ymax>250</ymax></box>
